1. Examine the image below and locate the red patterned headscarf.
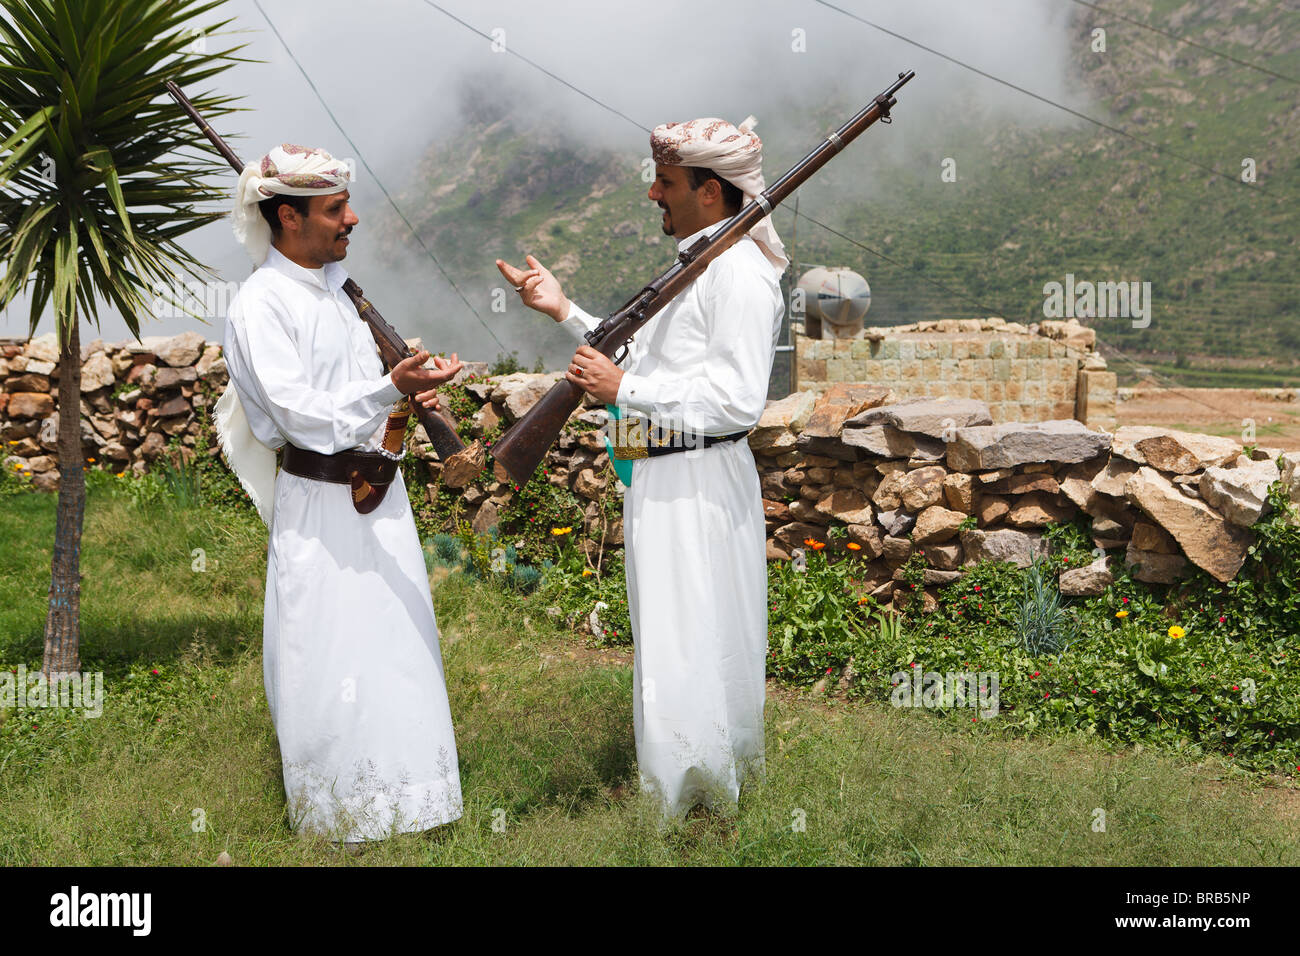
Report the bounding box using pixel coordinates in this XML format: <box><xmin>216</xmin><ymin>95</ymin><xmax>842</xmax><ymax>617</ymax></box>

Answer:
<box><xmin>231</xmin><ymin>144</ymin><xmax>352</xmax><ymax>265</ymax></box>
<box><xmin>650</xmin><ymin>116</ymin><xmax>787</xmax><ymax>272</ymax></box>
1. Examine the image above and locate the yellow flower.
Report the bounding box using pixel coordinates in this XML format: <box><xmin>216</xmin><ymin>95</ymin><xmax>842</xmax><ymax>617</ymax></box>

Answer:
<box><xmin>551</xmin><ymin>526</ymin><xmax>572</xmax><ymax>536</ymax></box>
<box><xmin>846</xmin><ymin>542</ymin><xmax>862</xmax><ymax>551</ymax></box>
<box><xmin>87</xmin><ymin>457</ymin><xmax>96</xmax><ymax>463</ymax></box>
<box><xmin>1168</xmin><ymin>625</ymin><xmax>1185</xmax><ymax>640</ymax></box>
<box><xmin>582</xmin><ymin>569</ymin><xmax>593</xmax><ymax>577</ymax></box>
<box><xmin>1115</xmin><ymin>609</ymin><xmax>1129</xmax><ymax>619</ymax></box>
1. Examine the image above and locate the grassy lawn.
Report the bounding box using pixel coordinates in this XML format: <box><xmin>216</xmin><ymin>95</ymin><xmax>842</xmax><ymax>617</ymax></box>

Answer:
<box><xmin>1</xmin><ymin>484</ymin><xmax>1297</xmax><ymax>866</ymax></box>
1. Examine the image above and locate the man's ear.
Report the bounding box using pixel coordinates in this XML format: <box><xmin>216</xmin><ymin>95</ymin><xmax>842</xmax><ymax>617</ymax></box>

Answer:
<box><xmin>278</xmin><ymin>202</ymin><xmax>302</xmax><ymax>234</ymax></box>
<box><xmin>698</xmin><ymin>177</ymin><xmax>723</xmax><ymax>207</ymax></box>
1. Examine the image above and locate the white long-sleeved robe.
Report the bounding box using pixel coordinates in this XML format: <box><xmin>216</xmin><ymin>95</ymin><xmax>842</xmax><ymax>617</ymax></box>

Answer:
<box><xmin>562</xmin><ymin>223</ymin><xmax>783</xmax><ymax>818</ymax></box>
<box><xmin>222</xmin><ymin>245</ymin><xmax>462</xmax><ymax>841</ymax></box>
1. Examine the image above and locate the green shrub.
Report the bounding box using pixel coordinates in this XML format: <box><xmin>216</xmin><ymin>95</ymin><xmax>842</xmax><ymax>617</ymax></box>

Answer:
<box><xmin>534</xmin><ymin>546</ymin><xmax>631</xmax><ymax>646</ymax></box>
<box><xmin>767</xmin><ymin>547</ymin><xmax>874</xmax><ymax>687</ymax></box>
<box><xmin>1015</xmin><ymin>554</ymin><xmax>1079</xmax><ymax>656</ymax></box>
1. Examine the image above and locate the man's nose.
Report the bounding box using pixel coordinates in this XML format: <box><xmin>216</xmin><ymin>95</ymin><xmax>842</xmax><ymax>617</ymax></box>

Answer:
<box><xmin>344</xmin><ymin>203</ymin><xmax>359</xmax><ymax>227</ymax></box>
<box><xmin>647</xmin><ymin>183</ymin><xmax>661</xmax><ymax>201</ymax></box>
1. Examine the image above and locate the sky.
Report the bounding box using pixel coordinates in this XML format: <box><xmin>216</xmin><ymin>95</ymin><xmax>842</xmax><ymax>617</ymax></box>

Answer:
<box><xmin>1</xmin><ymin>0</ymin><xmax>1087</xmax><ymax>356</ymax></box>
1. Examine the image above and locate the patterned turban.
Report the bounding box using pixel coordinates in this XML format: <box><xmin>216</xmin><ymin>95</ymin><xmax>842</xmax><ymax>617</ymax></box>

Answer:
<box><xmin>230</xmin><ymin>144</ymin><xmax>353</xmax><ymax>265</ymax></box>
<box><xmin>650</xmin><ymin>116</ymin><xmax>787</xmax><ymax>273</ymax></box>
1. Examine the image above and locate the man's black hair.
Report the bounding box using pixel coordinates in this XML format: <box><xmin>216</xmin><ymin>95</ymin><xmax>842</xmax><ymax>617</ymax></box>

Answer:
<box><xmin>685</xmin><ymin>167</ymin><xmax>744</xmax><ymax>215</ymax></box>
<box><xmin>258</xmin><ymin>193</ymin><xmax>311</xmax><ymax>235</ymax></box>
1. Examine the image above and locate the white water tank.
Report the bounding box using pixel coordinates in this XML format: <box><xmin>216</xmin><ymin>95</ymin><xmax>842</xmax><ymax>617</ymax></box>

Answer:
<box><xmin>796</xmin><ymin>266</ymin><xmax>871</xmax><ymax>338</ymax></box>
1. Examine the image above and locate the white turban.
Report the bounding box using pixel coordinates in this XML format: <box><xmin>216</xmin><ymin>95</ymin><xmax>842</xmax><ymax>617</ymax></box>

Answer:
<box><xmin>650</xmin><ymin>116</ymin><xmax>788</xmax><ymax>273</ymax></box>
<box><xmin>231</xmin><ymin>144</ymin><xmax>352</xmax><ymax>266</ymax></box>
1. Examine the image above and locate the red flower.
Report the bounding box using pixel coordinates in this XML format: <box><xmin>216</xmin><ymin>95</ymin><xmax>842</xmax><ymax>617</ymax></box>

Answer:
<box><xmin>151</xmin><ymin>669</ymin><xmax>159</xmax><ymax>676</ymax></box>
<box><xmin>1090</xmin><ymin>689</ymin><xmax>1098</xmax><ymax>694</ymax></box>
<box><xmin>1030</xmin><ymin>671</ymin><xmax>1040</xmax><ymax>679</ymax></box>
<box><xmin>1121</xmin><ymin>597</ymin><xmax>1129</xmax><ymax>604</ymax></box>
<box><xmin>1043</xmin><ymin>692</ymin><xmax>1051</xmax><ymax>698</ymax></box>
<box><xmin>1219</xmin><ymin>616</ymin><xmax>1226</xmax><ymax>623</ymax></box>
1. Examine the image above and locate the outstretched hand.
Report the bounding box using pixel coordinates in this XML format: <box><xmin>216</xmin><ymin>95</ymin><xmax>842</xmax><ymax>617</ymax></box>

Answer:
<box><xmin>496</xmin><ymin>254</ymin><xmax>570</xmax><ymax>323</ymax></box>
<box><xmin>392</xmin><ymin>350</ymin><xmax>463</xmax><ymax>411</ymax></box>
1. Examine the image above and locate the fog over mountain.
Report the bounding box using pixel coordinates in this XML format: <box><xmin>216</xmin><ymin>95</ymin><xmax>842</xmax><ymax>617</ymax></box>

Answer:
<box><xmin>3</xmin><ymin>0</ymin><xmax>1088</xmax><ymax>353</ymax></box>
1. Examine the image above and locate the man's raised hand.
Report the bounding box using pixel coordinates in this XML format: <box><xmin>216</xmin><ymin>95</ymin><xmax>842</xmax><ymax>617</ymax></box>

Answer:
<box><xmin>496</xmin><ymin>254</ymin><xmax>570</xmax><ymax>323</ymax></box>
<box><xmin>392</xmin><ymin>350</ymin><xmax>463</xmax><ymax>399</ymax></box>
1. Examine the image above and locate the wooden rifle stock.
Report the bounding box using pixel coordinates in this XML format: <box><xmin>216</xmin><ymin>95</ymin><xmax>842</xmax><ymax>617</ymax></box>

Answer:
<box><xmin>491</xmin><ymin>70</ymin><xmax>916</xmax><ymax>484</ymax></box>
<box><xmin>163</xmin><ymin>81</ymin><xmax>465</xmax><ymax>461</ymax></box>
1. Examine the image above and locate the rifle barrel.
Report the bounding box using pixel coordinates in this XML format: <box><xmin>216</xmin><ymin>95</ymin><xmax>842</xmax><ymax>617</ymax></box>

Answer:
<box><xmin>490</xmin><ymin>70</ymin><xmax>915</xmax><ymax>483</ymax></box>
<box><xmin>164</xmin><ymin>81</ymin><xmax>244</xmax><ymax>172</ymax></box>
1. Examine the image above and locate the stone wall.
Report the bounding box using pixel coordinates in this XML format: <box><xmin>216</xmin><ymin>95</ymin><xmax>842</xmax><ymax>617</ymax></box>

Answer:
<box><xmin>750</xmin><ymin>383</ymin><xmax>1300</xmax><ymax>609</ymax></box>
<box><xmin>5</xmin><ymin>332</ymin><xmax>1297</xmax><ymax>607</ymax></box>
<box><xmin>1</xmin><ymin>332</ymin><xmax>225</xmax><ymax>490</ymax></box>
<box><xmin>795</xmin><ymin>317</ymin><xmax>1118</xmax><ymax>432</ymax></box>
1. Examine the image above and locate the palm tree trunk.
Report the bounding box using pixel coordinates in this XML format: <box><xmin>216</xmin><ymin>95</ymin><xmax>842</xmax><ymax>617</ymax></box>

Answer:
<box><xmin>43</xmin><ymin>319</ymin><xmax>84</xmax><ymax>678</ymax></box>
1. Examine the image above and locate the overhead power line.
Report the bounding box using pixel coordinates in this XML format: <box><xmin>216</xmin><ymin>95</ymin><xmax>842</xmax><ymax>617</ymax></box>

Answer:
<box><xmin>418</xmin><ymin>0</ymin><xmax>652</xmax><ymax>133</ymax></box>
<box><xmin>411</xmin><ymin>0</ymin><xmax>1257</xmax><ymax>422</ymax></box>
<box><xmin>1067</xmin><ymin>0</ymin><xmax>1299</xmax><ymax>84</ymax></box>
<box><xmin>808</xmin><ymin>0</ymin><xmax>1265</xmax><ymax>190</ymax></box>
<box><xmin>252</xmin><ymin>0</ymin><xmax>507</xmax><ymax>352</ymax></box>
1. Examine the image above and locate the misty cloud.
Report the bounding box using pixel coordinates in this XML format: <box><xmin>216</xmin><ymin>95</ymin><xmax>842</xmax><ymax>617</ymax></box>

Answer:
<box><xmin>3</xmin><ymin>0</ymin><xmax>1090</xmax><ymax>361</ymax></box>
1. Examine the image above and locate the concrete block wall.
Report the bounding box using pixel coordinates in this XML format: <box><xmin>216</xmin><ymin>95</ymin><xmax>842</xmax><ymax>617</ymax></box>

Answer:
<box><xmin>794</xmin><ymin>318</ymin><xmax>1116</xmax><ymax>431</ymax></box>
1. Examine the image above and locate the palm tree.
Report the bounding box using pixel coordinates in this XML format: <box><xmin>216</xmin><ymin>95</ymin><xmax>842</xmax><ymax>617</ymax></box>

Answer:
<box><xmin>0</xmin><ymin>0</ymin><xmax>244</xmax><ymax>675</ymax></box>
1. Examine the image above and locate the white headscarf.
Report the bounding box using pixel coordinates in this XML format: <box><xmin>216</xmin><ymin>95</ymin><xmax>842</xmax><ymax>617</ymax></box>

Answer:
<box><xmin>230</xmin><ymin>143</ymin><xmax>352</xmax><ymax>266</ymax></box>
<box><xmin>650</xmin><ymin>116</ymin><xmax>788</xmax><ymax>273</ymax></box>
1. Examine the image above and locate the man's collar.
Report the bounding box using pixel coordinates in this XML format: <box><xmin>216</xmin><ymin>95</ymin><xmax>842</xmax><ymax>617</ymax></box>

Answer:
<box><xmin>676</xmin><ymin>218</ymin><xmax>729</xmax><ymax>253</ymax></box>
<box><xmin>262</xmin><ymin>244</ymin><xmax>347</xmax><ymax>293</ymax></box>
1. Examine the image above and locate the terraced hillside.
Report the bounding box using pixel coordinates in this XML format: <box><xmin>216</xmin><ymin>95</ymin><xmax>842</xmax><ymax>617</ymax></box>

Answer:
<box><xmin>380</xmin><ymin>0</ymin><xmax>1299</xmax><ymax>387</ymax></box>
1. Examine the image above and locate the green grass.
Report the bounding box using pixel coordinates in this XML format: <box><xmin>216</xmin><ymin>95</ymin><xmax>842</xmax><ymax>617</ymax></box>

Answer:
<box><xmin>1</xmin><ymin>487</ymin><xmax>1297</xmax><ymax>865</ymax></box>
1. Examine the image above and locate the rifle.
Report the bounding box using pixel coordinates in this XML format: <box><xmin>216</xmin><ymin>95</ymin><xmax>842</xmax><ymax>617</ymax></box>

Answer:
<box><xmin>491</xmin><ymin>70</ymin><xmax>915</xmax><ymax>485</ymax></box>
<box><xmin>163</xmin><ymin>80</ymin><xmax>465</xmax><ymax>462</ymax></box>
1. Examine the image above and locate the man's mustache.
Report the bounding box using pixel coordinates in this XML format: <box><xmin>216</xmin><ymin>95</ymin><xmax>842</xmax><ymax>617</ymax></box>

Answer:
<box><xmin>336</xmin><ymin>225</ymin><xmax>353</xmax><ymax>239</ymax></box>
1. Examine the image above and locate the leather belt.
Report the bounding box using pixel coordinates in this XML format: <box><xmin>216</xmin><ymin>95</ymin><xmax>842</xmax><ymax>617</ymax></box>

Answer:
<box><xmin>645</xmin><ymin>430</ymin><xmax>750</xmax><ymax>458</ymax></box>
<box><xmin>281</xmin><ymin>444</ymin><xmax>400</xmax><ymax>486</ymax></box>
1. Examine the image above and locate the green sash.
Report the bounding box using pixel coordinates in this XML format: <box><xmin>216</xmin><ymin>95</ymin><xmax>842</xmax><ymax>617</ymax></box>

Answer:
<box><xmin>603</xmin><ymin>404</ymin><xmax>634</xmax><ymax>487</ymax></box>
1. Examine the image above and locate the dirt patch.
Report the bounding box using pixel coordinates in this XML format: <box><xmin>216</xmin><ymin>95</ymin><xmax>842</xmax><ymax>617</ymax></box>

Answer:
<box><xmin>1117</xmin><ymin>387</ymin><xmax>1300</xmax><ymax>452</ymax></box>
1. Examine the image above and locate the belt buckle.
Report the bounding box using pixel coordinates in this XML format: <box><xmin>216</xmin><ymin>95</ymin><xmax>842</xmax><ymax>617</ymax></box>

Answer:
<box><xmin>611</xmin><ymin>417</ymin><xmax>649</xmax><ymax>460</ymax></box>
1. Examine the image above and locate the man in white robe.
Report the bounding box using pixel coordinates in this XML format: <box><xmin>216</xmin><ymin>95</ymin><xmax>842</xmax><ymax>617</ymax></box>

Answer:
<box><xmin>498</xmin><ymin>118</ymin><xmax>787</xmax><ymax>819</ymax></box>
<box><xmin>219</xmin><ymin>144</ymin><xmax>464</xmax><ymax>841</ymax></box>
